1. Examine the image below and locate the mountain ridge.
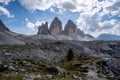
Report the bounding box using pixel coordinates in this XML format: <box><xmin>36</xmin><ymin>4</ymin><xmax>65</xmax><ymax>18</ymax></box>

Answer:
<box><xmin>0</xmin><ymin>17</ymin><xmax>95</xmax><ymax>45</ymax></box>
<box><xmin>97</xmin><ymin>34</ymin><xmax>120</xmax><ymax>40</ymax></box>
<box><xmin>37</xmin><ymin>17</ymin><xmax>95</xmax><ymax>41</ymax></box>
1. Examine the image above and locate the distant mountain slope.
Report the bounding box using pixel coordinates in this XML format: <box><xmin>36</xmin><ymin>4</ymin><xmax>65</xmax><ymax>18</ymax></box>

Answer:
<box><xmin>0</xmin><ymin>20</ymin><xmax>25</xmax><ymax>45</ymax></box>
<box><xmin>97</xmin><ymin>34</ymin><xmax>120</xmax><ymax>40</ymax></box>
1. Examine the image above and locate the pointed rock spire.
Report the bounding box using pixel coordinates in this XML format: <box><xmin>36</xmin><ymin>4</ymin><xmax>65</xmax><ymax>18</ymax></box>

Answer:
<box><xmin>49</xmin><ymin>17</ymin><xmax>62</xmax><ymax>36</ymax></box>
<box><xmin>38</xmin><ymin>22</ymin><xmax>49</xmax><ymax>35</ymax></box>
<box><xmin>64</xmin><ymin>20</ymin><xmax>76</xmax><ymax>36</ymax></box>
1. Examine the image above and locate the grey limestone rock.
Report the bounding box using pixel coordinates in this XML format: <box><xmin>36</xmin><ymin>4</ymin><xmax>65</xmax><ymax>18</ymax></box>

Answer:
<box><xmin>49</xmin><ymin>17</ymin><xmax>62</xmax><ymax>36</ymax></box>
<box><xmin>38</xmin><ymin>22</ymin><xmax>49</xmax><ymax>35</ymax></box>
<box><xmin>64</xmin><ymin>20</ymin><xmax>77</xmax><ymax>36</ymax></box>
<box><xmin>8</xmin><ymin>65</ymin><xmax>15</xmax><ymax>71</ymax></box>
<box><xmin>0</xmin><ymin>20</ymin><xmax>9</xmax><ymax>32</ymax></box>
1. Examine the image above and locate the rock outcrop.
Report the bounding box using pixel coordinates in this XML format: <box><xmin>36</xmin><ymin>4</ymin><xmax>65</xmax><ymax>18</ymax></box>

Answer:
<box><xmin>36</xmin><ymin>17</ymin><xmax>95</xmax><ymax>41</ymax></box>
<box><xmin>64</xmin><ymin>20</ymin><xmax>76</xmax><ymax>36</ymax></box>
<box><xmin>38</xmin><ymin>22</ymin><xmax>49</xmax><ymax>35</ymax></box>
<box><xmin>75</xmin><ymin>28</ymin><xmax>84</xmax><ymax>37</ymax></box>
<box><xmin>0</xmin><ymin>20</ymin><xmax>9</xmax><ymax>32</ymax></box>
<box><xmin>49</xmin><ymin>17</ymin><xmax>62</xmax><ymax>36</ymax></box>
<box><xmin>0</xmin><ymin>20</ymin><xmax>25</xmax><ymax>45</ymax></box>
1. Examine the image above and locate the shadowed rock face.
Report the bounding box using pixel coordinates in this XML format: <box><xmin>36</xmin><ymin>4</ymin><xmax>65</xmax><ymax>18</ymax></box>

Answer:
<box><xmin>38</xmin><ymin>22</ymin><xmax>49</xmax><ymax>35</ymax></box>
<box><xmin>49</xmin><ymin>17</ymin><xmax>62</xmax><ymax>36</ymax></box>
<box><xmin>0</xmin><ymin>20</ymin><xmax>9</xmax><ymax>32</ymax></box>
<box><xmin>64</xmin><ymin>20</ymin><xmax>76</xmax><ymax>36</ymax></box>
<box><xmin>0</xmin><ymin>20</ymin><xmax>25</xmax><ymax>45</ymax></box>
<box><xmin>75</xmin><ymin>29</ymin><xmax>84</xmax><ymax>37</ymax></box>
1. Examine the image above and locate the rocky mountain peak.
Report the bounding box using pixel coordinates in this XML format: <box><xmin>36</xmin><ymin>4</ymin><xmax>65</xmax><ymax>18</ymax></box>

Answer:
<box><xmin>38</xmin><ymin>22</ymin><xmax>49</xmax><ymax>35</ymax></box>
<box><xmin>49</xmin><ymin>17</ymin><xmax>62</xmax><ymax>36</ymax></box>
<box><xmin>37</xmin><ymin>17</ymin><xmax>95</xmax><ymax>40</ymax></box>
<box><xmin>54</xmin><ymin>17</ymin><xmax>59</xmax><ymax>21</ymax></box>
<box><xmin>64</xmin><ymin>20</ymin><xmax>77</xmax><ymax>36</ymax></box>
<box><xmin>67</xmin><ymin>20</ymin><xmax>76</xmax><ymax>28</ymax></box>
<box><xmin>0</xmin><ymin>20</ymin><xmax>9</xmax><ymax>31</ymax></box>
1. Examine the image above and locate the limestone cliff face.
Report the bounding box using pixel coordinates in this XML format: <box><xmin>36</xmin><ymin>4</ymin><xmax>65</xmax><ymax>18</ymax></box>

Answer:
<box><xmin>64</xmin><ymin>20</ymin><xmax>76</xmax><ymax>36</ymax></box>
<box><xmin>49</xmin><ymin>17</ymin><xmax>62</xmax><ymax>36</ymax></box>
<box><xmin>38</xmin><ymin>22</ymin><xmax>48</xmax><ymax>35</ymax></box>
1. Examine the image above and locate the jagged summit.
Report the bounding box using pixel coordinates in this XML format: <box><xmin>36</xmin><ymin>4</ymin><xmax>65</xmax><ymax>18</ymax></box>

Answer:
<box><xmin>0</xmin><ymin>18</ymin><xmax>95</xmax><ymax>43</ymax></box>
<box><xmin>0</xmin><ymin>20</ymin><xmax>9</xmax><ymax>31</ymax></box>
<box><xmin>0</xmin><ymin>20</ymin><xmax>25</xmax><ymax>45</ymax></box>
<box><xmin>38</xmin><ymin>22</ymin><xmax>48</xmax><ymax>35</ymax></box>
<box><xmin>37</xmin><ymin>17</ymin><xmax>95</xmax><ymax>41</ymax></box>
<box><xmin>64</xmin><ymin>19</ymin><xmax>77</xmax><ymax>36</ymax></box>
<box><xmin>49</xmin><ymin>17</ymin><xmax>62</xmax><ymax>36</ymax></box>
<box><xmin>54</xmin><ymin>17</ymin><xmax>59</xmax><ymax>20</ymax></box>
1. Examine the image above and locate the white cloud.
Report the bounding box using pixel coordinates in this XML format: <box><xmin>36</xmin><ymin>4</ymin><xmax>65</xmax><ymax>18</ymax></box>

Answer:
<box><xmin>107</xmin><ymin>1</ymin><xmax>120</xmax><ymax>14</ymax></box>
<box><xmin>0</xmin><ymin>6</ymin><xmax>14</xmax><ymax>18</ymax></box>
<box><xmin>0</xmin><ymin>0</ymin><xmax>11</xmax><ymax>5</ymax></box>
<box><xmin>25</xmin><ymin>18</ymin><xmax>28</xmax><ymax>21</ymax></box>
<box><xmin>27</xmin><ymin>22</ymin><xmax>35</xmax><ymax>30</ymax></box>
<box><xmin>90</xmin><ymin>21</ymin><xmax>120</xmax><ymax>37</ymax></box>
<box><xmin>19</xmin><ymin>0</ymin><xmax>54</xmax><ymax>11</ymax></box>
<box><xmin>27</xmin><ymin>20</ymin><xmax>45</xmax><ymax>30</ymax></box>
<box><xmin>50</xmin><ymin>8</ymin><xmax>54</xmax><ymax>12</ymax></box>
<box><xmin>19</xmin><ymin>0</ymin><xmax>120</xmax><ymax>37</ymax></box>
<box><xmin>0</xmin><ymin>0</ymin><xmax>14</xmax><ymax>18</ymax></box>
<box><xmin>76</xmin><ymin>0</ymin><xmax>119</xmax><ymax>37</ymax></box>
<box><xmin>91</xmin><ymin>19</ymin><xmax>119</xmax><ymax>37</ymax></box>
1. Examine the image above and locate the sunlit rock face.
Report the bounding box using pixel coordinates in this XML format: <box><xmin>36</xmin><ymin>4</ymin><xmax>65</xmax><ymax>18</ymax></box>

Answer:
<box><xmin>38</xmin><ymin>22</ymin><xmax>49</xmax><ymax>35</ymax></box>
<box><xmin>64</xmin><ymin>20</ymin><xmax>76</xmax><ymax>36</ymax></box>
<box><xmin>49</xmin><ymin>17</ymin><xmax>62</xmax><ymax>36</ymax></box>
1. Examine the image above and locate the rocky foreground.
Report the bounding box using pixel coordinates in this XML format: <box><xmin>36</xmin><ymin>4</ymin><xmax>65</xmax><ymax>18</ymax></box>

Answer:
<box><xmin>0</xmin><ymin>40</ymin><xmax>120</xmax><ymax>80</ymax></box>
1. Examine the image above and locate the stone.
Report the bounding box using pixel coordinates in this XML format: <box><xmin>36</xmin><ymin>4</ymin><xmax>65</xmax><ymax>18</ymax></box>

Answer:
<box><xmin>54</xmin><ymin>47</ymin><xmax>60</xmax><ymax>52</ymax></box>
<box><xmin>46</xmin><ymin>66</ymin><xmax>66</xmax><ymax>75</ymax></box>
<box><xmin>4</xmin><ymin>52</ymin><xmax>12</xmax><ymax>56</ymax></box>
<box><xmin>49</xmin><ymin>17</ymin><xmax>62</xmax><ymax>36</ymax></box>
<box><xmin>38</xmin><ymin>22</ymin><xmax>49</xmax><ymax>35</ymax></box>
<box><xmin>8</xmin><ymin>65</ymin><xmax>15</xmax><ymax>71</ymax></box>
<box><xmin>56</xmin><ymin>66</ymin><xmax>66</xmax><ymax>75</ymax></box>
<box><xmin>81</xmin><ymin>64</ymin><xmax>88</xmax><ymax>68</ymax></box>
<box><xmin>26</xmin><ymin>62</ymin><xmax>31</xmax><ymax>67</ymax></box>
<box><xmin>3</xmin><ymin>65</ymin><xmax>8</xmax><ymax>68</ymax></box>
<box><xmin>46</xmin><ymin>74</ymin><xmax>54</xmax><ymax>79</ymax></box>
<box><xmin>64</xmin><ymin>20</ymin><xmax>76</xmax><ymax>36</ymax></box>
<box><xmin>73</xmin><ymin>74</ymin><xmax>81</xmax><ymax>80</ymax></box>
<box><xmin>19</xmin><ymin>69</ymin><xmax>25</xmax><ymax>72</ymax></box>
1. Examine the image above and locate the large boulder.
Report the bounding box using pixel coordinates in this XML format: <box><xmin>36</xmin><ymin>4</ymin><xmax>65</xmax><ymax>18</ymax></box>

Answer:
<box><xmin>38</xmin><ymin>22</ymin><xmax>49</xmax><ymax>35</ymax></box>
<box><xmin>64</xmin><ymin>20</ymin><xmax>76</xmax><ymax>36</ymax></box>
<box><xmin>49</xmin><ymin>17</ymin><xmax>62</xmax><ymax>36</ymax></box>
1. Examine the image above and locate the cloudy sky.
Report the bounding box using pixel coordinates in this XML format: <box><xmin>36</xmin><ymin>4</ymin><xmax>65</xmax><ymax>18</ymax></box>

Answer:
<box><xmin>0</xmin><ymin>0</ymin><xmax>120</xmax><ymax>37</ymax></box>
